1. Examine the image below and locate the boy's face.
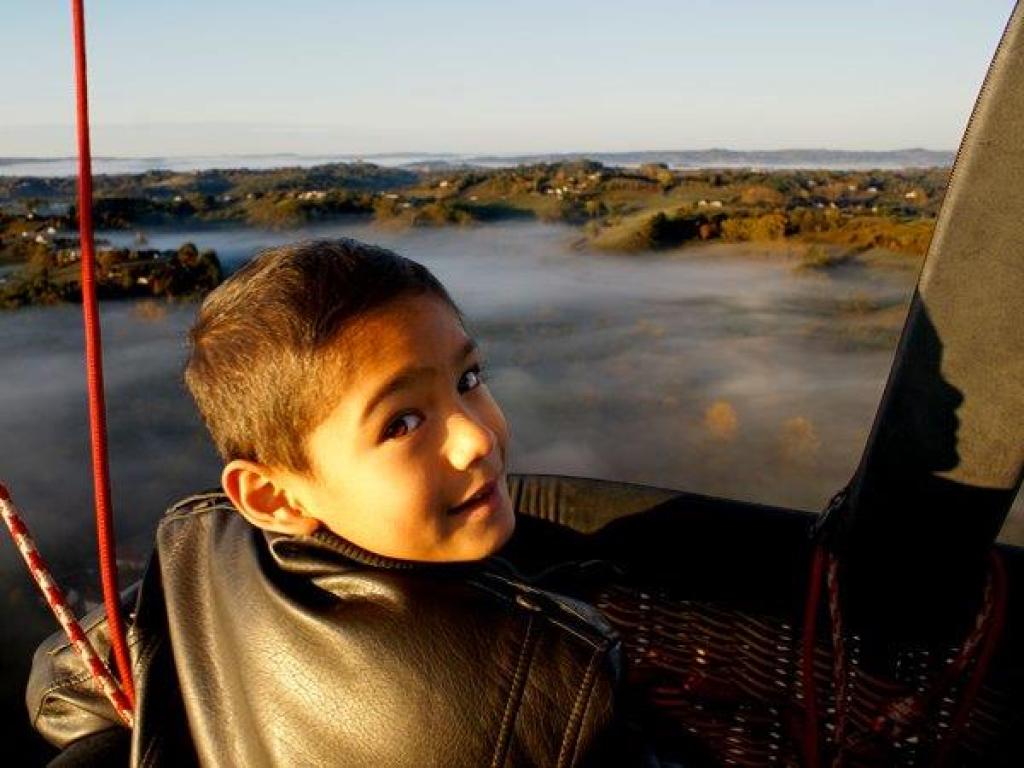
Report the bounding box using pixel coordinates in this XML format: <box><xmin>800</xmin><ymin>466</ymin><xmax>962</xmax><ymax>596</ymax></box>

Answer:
<box><xmin>282</xmin><ymin>293</ymin><xmax>515</xmax><ymax>562</ymax></box>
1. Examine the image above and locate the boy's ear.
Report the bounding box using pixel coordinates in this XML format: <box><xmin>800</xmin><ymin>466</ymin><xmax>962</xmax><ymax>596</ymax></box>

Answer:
<box><xmin>221</xmin><ymin>459</ymin><xmax>320</xmax><ymax>536</ymax></box>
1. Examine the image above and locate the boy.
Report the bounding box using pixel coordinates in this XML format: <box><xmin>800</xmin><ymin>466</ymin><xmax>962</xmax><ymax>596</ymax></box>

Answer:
<box><xmin>27</xmin><ymin>239</ymin><xmax>650</xmax><ymax>767</ymax></box>
<box><xmin>188</xmin><ymin>238</ymin><xmax>517</xmax><ymax>562</ymax></box>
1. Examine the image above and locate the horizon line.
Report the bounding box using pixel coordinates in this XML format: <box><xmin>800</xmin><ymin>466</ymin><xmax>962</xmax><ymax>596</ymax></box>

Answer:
<box><xmin>0</xmin><ymin>147</ymin><xmax>957</xmax><ymax>163</ymax></box>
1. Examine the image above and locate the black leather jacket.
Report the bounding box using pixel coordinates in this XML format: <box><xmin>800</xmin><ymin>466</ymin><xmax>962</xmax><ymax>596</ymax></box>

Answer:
<box><xmin>27</xmin><ymin>477</ymin><xmax>671</xmax><ymax>767</ymax></box>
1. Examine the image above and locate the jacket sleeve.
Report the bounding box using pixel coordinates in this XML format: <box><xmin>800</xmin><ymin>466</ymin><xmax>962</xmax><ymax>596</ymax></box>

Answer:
<box><xmin>26</xmin><ymin>584</ymin><xmax>139</xmax><ymax>749</ymax></box>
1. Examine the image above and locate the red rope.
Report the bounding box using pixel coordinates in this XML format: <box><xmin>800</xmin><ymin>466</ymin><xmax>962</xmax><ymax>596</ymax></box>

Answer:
<box><xmin>825</xmin><ymin>555</ymin><xmax>847</xmax><ymax>768</ymax></box>
<box><xmin>71</xmin><ymin>0</ymin><xmax>135</xmax><ymax>707</ymax></box>
<box><xmin>803</xmin><ymin>544</ymin><xmax>1007</xmax><ymax>767</ymax></box>
<box><xmin>933</xmin><ymin>550</ymin><xmax>1008</xmax><ymax>766</ymax></box>
<box><xmin>801</xmin><ymin>545</ymin><xmax>825</xmax><ymax>768</ymax></box>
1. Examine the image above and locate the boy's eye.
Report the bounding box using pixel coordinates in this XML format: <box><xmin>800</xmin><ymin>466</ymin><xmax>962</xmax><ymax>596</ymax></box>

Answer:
<box><xmin>380</xmin><ymin>366</ymin><xmax>487</xmax><ymax>444</ymax></box>
<box><xmin>382</xmin><ymin>412</ymin><xmax>422</xmax><ymax>441</ymax></box>
<box><xmin>459</xmin><ymin>362</ymin><xmax>487</xmax><ymax>393</ymax></box>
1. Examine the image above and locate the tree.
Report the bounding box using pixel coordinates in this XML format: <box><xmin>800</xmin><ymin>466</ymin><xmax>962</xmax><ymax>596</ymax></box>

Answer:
<box><xmin>177</xmin><ymin>242</ymin><xmax>200</xmax><ymax>267</ymax></box>
<box><xmin>195</xmin><ymin>250</ymin><xmax>223</xmax><ymax>292</ymax></box>
<box><xmin>96</xmin><ymin>248</ymin><xmax>122</xmax><ymax>273</ymax></box>
<box><xmin>26</xmin><ymin>247</ymin><xmax>56</xmax><ymax>278</ymax></box>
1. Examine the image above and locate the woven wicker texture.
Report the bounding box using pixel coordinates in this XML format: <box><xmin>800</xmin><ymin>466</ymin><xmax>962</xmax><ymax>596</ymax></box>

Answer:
<box><xmin>595</xmin><ymin>582</ymin><xmax>1018</xmax><ymax>767</ymax></box>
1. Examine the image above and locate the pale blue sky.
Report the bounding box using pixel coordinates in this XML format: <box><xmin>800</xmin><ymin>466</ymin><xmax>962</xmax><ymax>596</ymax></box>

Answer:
<box><xmin>2</xmin><ymin>0</ymin><xmax>1017</xmax><ymax>156</ymax></box>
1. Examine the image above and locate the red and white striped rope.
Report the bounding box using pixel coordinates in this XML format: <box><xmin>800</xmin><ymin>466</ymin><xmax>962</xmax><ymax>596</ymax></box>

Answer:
<box><xmin>0</xmin><ymin>483</ymin><xmax>134</xmax><ymax>727</ymax></box>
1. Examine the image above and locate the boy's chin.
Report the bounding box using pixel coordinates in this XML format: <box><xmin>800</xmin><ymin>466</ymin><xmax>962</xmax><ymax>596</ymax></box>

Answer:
<box><xmin>486</xmin><ymin>507</ymin><xmax>517</xmax><ymax>552</ymax></box>
<box><xmin>458</xmin><ymin>508</ymin><xmax>517</xmax><ymax>561</ymax></box>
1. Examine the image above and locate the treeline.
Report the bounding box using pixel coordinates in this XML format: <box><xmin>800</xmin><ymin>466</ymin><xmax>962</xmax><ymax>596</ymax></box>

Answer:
<box><xmin>589</xmin><ymin>208</ymin><xmax>934</xmax><ymax>257</ymax></box>
<box><xmin>0</xmin><ymin>163</ymin><xmax>416</xmax><ymax>204</ymax></box>
<box><xmin>1</xmin><ymin>161</ymin><xmax>949</xmax><ymax>259</ymax></box>
<box><xmin>0</xmin><ymin>243</ymin><xmax>222</xmax><ymax>309</ymax></box>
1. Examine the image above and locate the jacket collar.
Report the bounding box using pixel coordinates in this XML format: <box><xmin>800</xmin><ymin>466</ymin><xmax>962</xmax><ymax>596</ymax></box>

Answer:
<box><xmin>263</xmin><ymin>525</ymin><xmax>523</xmax><ymax>580</ymax></box>
<box><xmin>264</xmin><ymin>526</ymin><xmax>422</xmax><ymax>572</ymax></box>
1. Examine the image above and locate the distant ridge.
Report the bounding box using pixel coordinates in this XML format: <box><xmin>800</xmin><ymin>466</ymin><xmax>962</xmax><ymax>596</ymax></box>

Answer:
<box><xmin>414</xmin><ymin>148</ymin><xmax>954</xmax><ymax>171</ymax></box>
<box><xmin>0</xmin><ymin>148</ymin><xmax>953</xmax><ymax>178</ymax></box>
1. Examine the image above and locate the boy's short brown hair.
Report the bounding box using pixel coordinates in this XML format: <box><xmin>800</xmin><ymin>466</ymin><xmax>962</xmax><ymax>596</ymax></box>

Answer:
<box><xmin>184</xmin><ymin>238</ymin><xmax>462</xmax><ymax>471</ymax></box>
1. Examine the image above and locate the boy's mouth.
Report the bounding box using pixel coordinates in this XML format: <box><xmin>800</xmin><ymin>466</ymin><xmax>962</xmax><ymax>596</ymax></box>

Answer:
<box><xmin>448</xmin><ymin>480</ymin><xmax>498</xmax><ymax>515</ymax></box>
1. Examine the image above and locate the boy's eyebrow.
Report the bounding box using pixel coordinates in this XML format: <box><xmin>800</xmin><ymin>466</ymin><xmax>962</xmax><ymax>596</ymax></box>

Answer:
<box><xmin>361</xmin><ymin>338</ymin><xmax>478</xmax><ymax>425</ymax></box>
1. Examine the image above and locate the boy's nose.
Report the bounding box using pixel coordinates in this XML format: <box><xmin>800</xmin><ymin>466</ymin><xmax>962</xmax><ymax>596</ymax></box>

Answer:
<box><xmin>444</xmin><ymin>411</ymin><xmax>497</xmax><ymax>471</ymax></box>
